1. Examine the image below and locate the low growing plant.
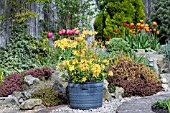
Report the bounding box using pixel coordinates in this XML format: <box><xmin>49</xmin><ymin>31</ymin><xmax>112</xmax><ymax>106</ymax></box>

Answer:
<box><xmin>0</xmin><ymin>67</ymin><xmax>53</xmax><ymax>97</ymax></box>
<box><xmin>105</xmin><ymin>38</ymin><xmax>131</xmax><ymax>54</ymax></box>
<box><xmin>107</xmin><ymin>54</ymin><xmax>162</xmax><ymax>97</ymax></box>
<box><xmin>153</xmin><ymin>99</ymin><xmax>170</xmax><ymax>112</ymax></box>
<box><xmin>160</xmin><ymin>40</ymin><xmax>170</xmax><ymax>61</ymax></box>
<box><xmin>30</xmin><ymin>87</ymin><xmax>67</xmax><ymax>107</ymax></box>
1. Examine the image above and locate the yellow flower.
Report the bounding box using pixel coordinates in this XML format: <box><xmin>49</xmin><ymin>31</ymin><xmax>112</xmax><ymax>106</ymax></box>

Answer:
<box><xmin>82</xmin><ymin>76</ymin><xmax>87</xmax><ymax>82</ymax></box>
<box><xmin>93</xmin><ymin>70</ymin><xmax>100</xmax><ymax>77</ymax></box>
<box><xmin>108</xmin><ymin>71</ymin><xmax>113</xmax><ymax>76</ymax></box>
<box><xmin>72</xmin><ymin>59</ymin><xmax>78</xmax><ymax>64</ymax></box>
<box><xmin>69</xmin><ymin>65</ymin><xmax>74</xmax><ymax>71</ymax></box>
<box><xmin>62</xmin><ymin>60</ymin><xmax>70</xmax><ymax>66</ymax></box>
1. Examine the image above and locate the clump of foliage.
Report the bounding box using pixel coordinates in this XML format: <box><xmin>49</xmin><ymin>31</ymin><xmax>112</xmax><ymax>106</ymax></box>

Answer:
<box><xmin>0</xmin><ymin>23</ymin><xmax>39</xmax><ymax>75</ymax></box>
<box><xmin>25</xmin><ymin>67</ymin><xmax>54</xmax><ymax>80</ymax></box>
<box><xmin>160</xmin><ymin>40</ymin><xmax>170</xmax><ymax>61</ymax></box>
<box><xmin>31</xmin><ymin>87</ymin><xmax>67</xmax><ymax>107</ymax></box>
<box><xmin>150</xmin><ymin>0</ymin><xmax>170</xmax><ymax>42</ymax></box>
<box><xmin>107</xmin><ymin>54</ymin><xmax>162</xmax><ymax>97</ymax></box>
<box><xmin>105</xmin><ymin>38</ymin><xmax>131</xmax><ymax>54</ymax></box>
<box><xmin>0</xmin><ymin>73</ymin><xmax>28</xmax><ymax>97</ymax></box>
<box><xmin>94</xmin><ymin>0</ymin><xmax>145</xmax><ymax>39</ymax></box>
<box><xmin>152</xmin><ymin>99</ymin><xmax>170</xmax><ymax>112</ymax></box>
<box><xmin>0</xmin><ymin>67</ymin><xmax>53</xmax><ymax>97</ymax></box>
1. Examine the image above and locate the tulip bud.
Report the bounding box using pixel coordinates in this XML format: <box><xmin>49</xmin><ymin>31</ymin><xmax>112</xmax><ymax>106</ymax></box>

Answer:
<box><xmin>114</xmin><ymin>29</ymin><xmax>118</xmax><ymax>33</ymax></box>
<box><xmin>47</xmin><ymin>32</ymin><xmax>53</xmax><ymax>38</ymax></box>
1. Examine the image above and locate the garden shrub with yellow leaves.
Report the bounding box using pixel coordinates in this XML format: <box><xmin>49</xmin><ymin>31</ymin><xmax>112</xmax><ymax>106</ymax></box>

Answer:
<box><xmin>107</xmin><ymin>54</ymin><xmax>162</xmax><ymax>97</ymax></box>
<box><xmin>55</xmin><ymin>29</ymin><xmax>111</xmax><ymax>83</ymax></box>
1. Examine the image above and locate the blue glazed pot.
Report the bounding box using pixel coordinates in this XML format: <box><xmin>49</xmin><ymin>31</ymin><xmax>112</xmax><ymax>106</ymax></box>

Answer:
<box><xmin>68</xmin><ymin>82</ymin><xmax>103</xmax><ymax>110</ymax></box>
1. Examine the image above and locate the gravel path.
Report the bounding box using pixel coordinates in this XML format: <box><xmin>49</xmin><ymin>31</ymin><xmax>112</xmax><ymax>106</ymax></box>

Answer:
<box><xmin>1</xmin><ymin>91</ymin><xmax>170</xmax><ymax>113</ymax></box>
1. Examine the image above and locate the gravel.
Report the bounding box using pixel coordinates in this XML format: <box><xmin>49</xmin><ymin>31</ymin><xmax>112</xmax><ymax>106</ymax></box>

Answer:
<box><xmin>51</xmin><ymin>96</ymin><xmax>142</xmax><ymax>113</ymax></box>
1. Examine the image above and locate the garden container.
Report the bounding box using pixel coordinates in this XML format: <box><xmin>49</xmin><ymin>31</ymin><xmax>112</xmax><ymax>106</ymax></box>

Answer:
<box><xmin>68</xmin><ymin>82</ymin><xmax>103</xmax><ymax>110</ymax></box>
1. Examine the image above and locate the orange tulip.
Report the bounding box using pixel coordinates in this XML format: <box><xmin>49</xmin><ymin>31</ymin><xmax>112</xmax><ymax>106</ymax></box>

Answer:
<box><xmin>137</xmin><ymin>23</ymin><xmax>141</xmax><ymax>27</ymax></box>
<box><xmin>145</xmin><ymin>24</ymin><xmax>149</xmax><ymax>27</ymax></box>
<box><xmin>140</xmin><ymin>20</ymin><xmax>144</xmax><ymax>24</ymax></box>
<box><xmin>156</xmin><ymin>31</ymin><xmax>160</xmax><ymax>35</ymax></box>
<box><xmin>130</xmin><ymin>23</ymin><xmax>134</xmax><ymax>29</ymax></box>
<box><xmin>153</xmin><ymin>29</ymin><xmax>156</xmax><ymax>32</ymax></box>
<box><xmin>129</xmin><ymin>30</ymin><xmax>133</xmax><ymax>33</ymax></box>
<box><xmin>140</xmin><ymin>24</ymin><xmax>145</xmax><ymax>29</ymax></box>
<box><xmin>153</xmin><ymin>22</ymin><xmax>157</xmax><ymax>27</ymax></box>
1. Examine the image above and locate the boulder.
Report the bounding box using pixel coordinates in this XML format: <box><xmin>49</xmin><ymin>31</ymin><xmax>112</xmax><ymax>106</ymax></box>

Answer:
<box><xmin>103</xmin><ymin>79</ymin><xmax>112</xmax><ymax>101</ymax></box>
<box><xmin>0</xmin><ymin>95</ymin><xmax>19</xmax><ymax>107</ymax></box>
<box><xmin>111</xmin><ymin>87</ymin><xmax>124</xmax><ymax>99</ymax></box>
<box><xmin>22</xmin><ymin>87</ymin><xmax>41</xmax><ymax>99</ymax></box>
<box><xmin>20</xmin><ymin>99</ymin><xmax>43</xmax><ymax>110</ymax></box>
<box><xmin>24</xmin><ymin>75</ymin><xmax>40</xmax><ymax>86</ymax></box>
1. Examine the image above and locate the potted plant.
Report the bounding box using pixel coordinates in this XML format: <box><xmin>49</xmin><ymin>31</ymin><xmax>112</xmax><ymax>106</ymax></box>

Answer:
<box><xmin>55</xmin><ymin>28</ymin><xmax>112</xmax><ymax>109</ymax></box>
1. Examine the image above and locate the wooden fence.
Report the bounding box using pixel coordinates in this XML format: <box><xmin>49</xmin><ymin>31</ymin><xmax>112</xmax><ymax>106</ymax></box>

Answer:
<box><xmin>0</xmin><ymin>0</ymin><xmax>155</xmax><ymax>47</ymax></box>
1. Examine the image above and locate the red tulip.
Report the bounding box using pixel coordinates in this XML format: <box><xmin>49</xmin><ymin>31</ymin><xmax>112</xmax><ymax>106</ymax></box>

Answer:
<box><xmin>123</xmin><ymin>23</ymin><xmax>127</xmax><ymax>27</ymax></box>
<box><xmin>47</xmin><ymin>32</ymin><xmax>53</xmax><ymax>38</ymax></box>
<box><xmin>114</xmin><ymin>29</ymin><xmax>118</xmax><ymax>33</ymax></box>
<box><xmin>98</xmin><ymin>38</ymin><xmax>102</xmax><ymax>42</ymax></box>
<box><xmin>106</xmin><ymin>36</ymin><xmax>110</xmax><ymax>40</ymax></box>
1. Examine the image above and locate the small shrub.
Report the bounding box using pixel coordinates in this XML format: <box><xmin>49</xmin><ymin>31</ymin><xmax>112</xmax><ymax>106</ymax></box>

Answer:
<box><xmin>152</xmin><ymin>99</ymin><xmax>170</xmax><ymax>112</ymax></box>
<box><xmin>25</xmin><ymin>67</ymin><xmax>54</xmax><ymax>80</ymax></box>
<box><xmin>0</xmin><ymin>73</ymin><xmax>28</xmax><ymax>97</ymax></box>
<box><xmin>160</xmin><ymin>40</ymin><xmax>170</xmax><ymax>61</ymax></box>
<box><xmin>105</xmin><ymin>38</ymin><xmax>131</xmax><ymax>54</ymax></box>
<box><xmin>107</xmin><ymin>54</ymin><xmax>162</xmax><ymax>97</ymax></box>
<box><xmin>31</xmin><ymin>87</ymin><xmax>67</xmax><ymax>107</ymax></box>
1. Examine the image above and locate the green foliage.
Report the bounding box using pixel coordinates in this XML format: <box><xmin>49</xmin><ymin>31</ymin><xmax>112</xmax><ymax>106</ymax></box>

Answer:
<box><xmin>150</xmin><ymin>0</ymin><xmax>170</xmax><ymax>42</ymax></box>
<box><xmin>54</xmin><ymin>0</ymin><xmax>97</xmax><ymax>30</ymax></box>
<box><xmin>105</xmin><ymin>38</ymin><xmax>131</xmax><ymax>54</ymax></box>
<box><xmin>160</xmin><ymin>40</ymin><xmax>170</xmax><ymax>61</ymax></box>
<box><xmin>125</xmin><ymin>32</ymin><xmax>160</xmax><ymax>51</ymax></box>
<box><xmin>0</xmin><ymin>23</ymin><xmax>39</xmax><ymax>75</ymax></box>
<box><xmin>94</xmin><ymin>0</ymin><xmax>145</xmax><ymax>39</ymax></box>
<box><xmin>153</xmin><ymin>99</ymin><xmax>170</xmax><ymax>112</ymax></box>
<box><xmin>30</xmin><ymin>87</ymin><xmax>67</xmax><ymax>107</ymax></box>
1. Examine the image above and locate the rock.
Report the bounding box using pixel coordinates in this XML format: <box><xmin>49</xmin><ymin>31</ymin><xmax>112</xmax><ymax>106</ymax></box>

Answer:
<box><xmin>12</xmin><ymin>91</ymin><xmax>23</xmax><ymax>100</ymax></box>
<box><xmin>0</xmin><ymin>95</ymin><xmax>19</xmax><ymax>107</ymax></box>
<box><xmin>52</xmin><ymin>80</ymin><xmax>65</xmax><ymax>93</ymax></box>
<box><xmin>103</xmin><ymin>79</ymin><xmax>112</xmax><ymax>101</ymax></box>
<box><xmin>162</xmin><ymin>84</ymin><xmax>169</xmax><ymax>91</ymax></box>
<box><xmin>20</xmin><ymin>99</ymin><xmax>42</xmax><ymax>110</ymax></box>
<box><xmin>22</xmin><ymin>87</ymin><xmax>41</xmax><ymax>99</ymax></box>
<box><xmin>161</xmin><ymin>78</ymin><xmax>168</xmax><ymax>84</ymax></box>
<box><xmin>113</xmin><ymin>87</ymin><xmax>124</xmax><ymax>99</ymax></box>
<box><xmin>24</xmin><ymin>75</ymin><xmax>40</xmax><ymax>86</ymax></box>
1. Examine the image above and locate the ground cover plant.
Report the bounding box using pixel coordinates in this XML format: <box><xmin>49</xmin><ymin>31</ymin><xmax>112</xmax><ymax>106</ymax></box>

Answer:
<box><xmin>160</xmin><ymin>40</ymin><xmax>170</xmax><ymax>61</ymax></box>
<box><xmin>107</xmin><ymin>54</ymin><xmax>162</xmax><ymax>97</ymax></box>
<box><xmin>152</xmin><ymin>99</ymin><xmax>170</xmax><ymax>113</ymax></box>
<box><xmin>0</xmin><ymin>67</ymin><xmax>53</xmax><ymax>97</ymax></box>
<box><xmin>30</xmin><ymin>87</ymin><xmax>67</xmax><ymax>107</ymax></box>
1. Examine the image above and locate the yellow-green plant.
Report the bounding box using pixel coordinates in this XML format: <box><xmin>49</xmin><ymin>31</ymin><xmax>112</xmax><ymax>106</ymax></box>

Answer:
<box><xmin>56</xmin><ymin>29</ymin><xmax>112</xmax><ymax>83</ymax></box>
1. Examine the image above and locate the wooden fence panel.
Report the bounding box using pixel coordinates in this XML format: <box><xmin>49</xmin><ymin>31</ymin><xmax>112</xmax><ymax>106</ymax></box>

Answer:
<box><xmin>0</xmin><ymin>0</ymin><xmax>156</xmax><ymax>47</ymax></box>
